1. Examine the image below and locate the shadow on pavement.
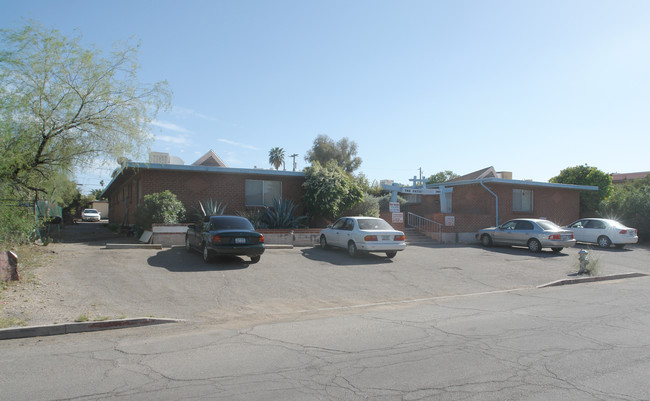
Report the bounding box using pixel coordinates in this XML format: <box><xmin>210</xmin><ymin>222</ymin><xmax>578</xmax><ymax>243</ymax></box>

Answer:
<box><xmin>147</xmin><ymin>247</ymin><xmax>250</xmax><ymax>272</ymax></box>
<box><xmin>473</xmin><ymin>244</ymin><xmax>572</xmax><ymax>258</ymax></box>
<box><xmin>300</xmin><ymin>246</ymin><xmax>396</xmax><ymax>266</ymax></box>
<box><xmin>58</xmin><ymin>221</ymin><xmax>132</xmax><ymax>247</ymax></box>
<box><xmin>575</xmin><ymin>243</ymin><xmax>635</xmax><ymax>253</ymax></box>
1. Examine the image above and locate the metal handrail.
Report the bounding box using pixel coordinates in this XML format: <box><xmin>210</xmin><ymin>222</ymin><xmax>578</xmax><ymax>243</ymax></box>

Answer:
<box><xmin>407</xmin><ymin>212</ymin><xmax>442</xmax><ymax>240</ymax></box>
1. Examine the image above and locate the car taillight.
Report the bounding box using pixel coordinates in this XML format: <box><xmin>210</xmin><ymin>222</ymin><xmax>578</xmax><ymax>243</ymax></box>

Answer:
<box><xmin>394</xmin><ymin>235</ymin><xmax>405</xmax><ymax>241</ymax></box>
<box><xmin>619</xmin><ymin>230</ymin><xmax>627</xmax><ymax>234</ymax></box>
<box><xmin>259</xmin><ymin>234</ymin><xmax>265</xmax><ymax>243</ymax></box>
<box><xmin>364</xmin><ymin>235</ymin><xmax>378</xmax><ymax>241</ymax></box>
<box><xmin>548</xmin><ymin>234</ymin><xmax>561</xmax><ymax>240</ymax></box>
<box><xmin>211</xmin><ymin>235</ymin><xmax>221</xmax><ymax>243</ymax></box>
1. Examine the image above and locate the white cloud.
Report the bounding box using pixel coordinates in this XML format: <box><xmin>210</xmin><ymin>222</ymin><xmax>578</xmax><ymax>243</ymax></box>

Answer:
<box><xmin>217</xmin><ymin>138</ymin><xmax>260</xmax><ymax>151</ymax></box>
<box><xmin>151</xmin><ymin>120</ymin><xmax>192</xmax><ymax>133</ymax></box>
<box><xmin>172</xmin><ymin>106</ymin><xmax>218</xmax><ymax>122</ymax></box>
<box><xmin>155</xmin><ymin>134</ymin><xmax>189</xmax><ymax>144</ymax></box>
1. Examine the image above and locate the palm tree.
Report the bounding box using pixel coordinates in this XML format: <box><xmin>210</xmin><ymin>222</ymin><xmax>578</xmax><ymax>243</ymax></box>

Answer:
<box><xmin>268</xmin><ymin>147</ymin><xmax>285</xmax><ymax>170</ymax></box>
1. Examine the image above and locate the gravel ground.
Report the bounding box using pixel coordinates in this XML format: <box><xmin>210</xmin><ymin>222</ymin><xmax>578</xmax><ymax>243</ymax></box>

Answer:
<box><xmin>1</xmin><ymin>222</ymin><xmax>130</xmax><ymax>326</ymax></box>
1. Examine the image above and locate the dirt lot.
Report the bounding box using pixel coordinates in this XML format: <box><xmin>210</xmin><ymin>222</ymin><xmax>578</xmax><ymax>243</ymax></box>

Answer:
<box><xmin>2</xmin><ymin>222</ymin><xmax>650</xmax><ymax>328</ymax></box>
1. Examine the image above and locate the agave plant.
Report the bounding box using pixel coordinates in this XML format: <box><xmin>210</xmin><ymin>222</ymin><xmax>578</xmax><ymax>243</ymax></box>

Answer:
<box><xmin>193</xmin><ymin>199</ymin><xmax>227</xmax><ymax>222</ymax></box>
<box><xmin>236</xmin><ymin>209</ymin><xmax>266</xmax><ymax>229</ymax></box>
<box><xmin>262</xmin><ymin>198</ymin><xmax>307</xmax><ymax>229</ymax></box>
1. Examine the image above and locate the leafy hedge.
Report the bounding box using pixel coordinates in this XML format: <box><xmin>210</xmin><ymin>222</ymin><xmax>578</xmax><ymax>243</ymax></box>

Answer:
<box><xmin>135</xmin><ymin>190</ymin><xmax>185</xmax><ymax>229</ymax></box>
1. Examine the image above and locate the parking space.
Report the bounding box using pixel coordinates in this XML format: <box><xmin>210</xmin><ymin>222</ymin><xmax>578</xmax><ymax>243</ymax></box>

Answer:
<box><xmin>13</xmin><ymin>237</ymin><xmax>649</xmax><ymax>328</ymax></box>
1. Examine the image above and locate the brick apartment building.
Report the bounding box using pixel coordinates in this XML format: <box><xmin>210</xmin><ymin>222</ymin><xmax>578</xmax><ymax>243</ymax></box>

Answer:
<box><xmin>102</xmin><ymin>155</ymin><xmax>596</xmax><ymax>243</ymax></box>
<box><xmin>400</xmin><ymin>167</ymin><xmax>598</xmax><ymax>242</ymax></box>
<box><xmin>101</xmin><ymin>151</ymin><xmax>305</xmax><ymax>226</ymax></box>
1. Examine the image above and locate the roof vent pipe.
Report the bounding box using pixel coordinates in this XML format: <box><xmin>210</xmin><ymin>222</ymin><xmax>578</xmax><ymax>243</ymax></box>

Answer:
<box><xmin>480</xmin><ymin>182</ymin><xmax>499</xmax><ymax>227</ymax></box>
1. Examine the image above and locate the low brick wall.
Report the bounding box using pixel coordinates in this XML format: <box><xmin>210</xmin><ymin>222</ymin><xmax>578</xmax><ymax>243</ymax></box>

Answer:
<box><xmin>257</xmin><ymin>229</ymin><xmax>322</xmax><ymax>246</ymax></box>
<box><xmin>151</xmin><ymin>224</ymin><xmax>189</xmax><ymax>247</ymax></box>
<box><xmin>150</xmin><ymin>225</ymin><xmax>322</xmax><ymax>247</ymax></box>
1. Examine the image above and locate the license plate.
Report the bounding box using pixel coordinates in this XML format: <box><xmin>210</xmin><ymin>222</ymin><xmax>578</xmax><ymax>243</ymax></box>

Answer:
<box><xmin>381</xmin><ymin>235</ymin><xmax>390</xmax><ymax>241</ymax></box>
<box><xmin>235</xmin><ymin>238</ymin><xmax>246</xmax><ymax>244</ymax></box>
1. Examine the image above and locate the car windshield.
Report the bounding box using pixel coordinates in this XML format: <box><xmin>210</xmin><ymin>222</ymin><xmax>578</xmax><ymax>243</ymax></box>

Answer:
<box><xmin>85</xmin><ymin>209</ymin><xmax>98</xmax><ymax>213</ymax></box>
<box><xmin>210</xmin><ymin>217</ymin><xmax>254</xmax><ymax>230</ymax></box>
<box><xmin>536</xmin><ymin>220</ymin><xmax>561</xmax><ymax>230</ymax></box>
<box><xmin>357</xmin><ymin>218</ymin><xmax>393</xmax><ymax>230</ymax></box>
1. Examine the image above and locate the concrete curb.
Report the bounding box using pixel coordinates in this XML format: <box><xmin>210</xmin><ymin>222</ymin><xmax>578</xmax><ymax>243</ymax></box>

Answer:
<box><xmin>538</xmin><ymin>272</ymin><xmax>648</xmax><ymax>288</ymax></box>
<box><xmin>0</xmin><ymin>317</ymin><xmax>184</xmax><ymax>340</ymax></box>
<box><xmin>264</xmin><ymin>244</ymin><xmax>294</xmax><ymax>249</ymax></box>
<box><xmin>105</xmin><ymin>243</ymin><xmax>163</xmax><ymax>249</ymax></box>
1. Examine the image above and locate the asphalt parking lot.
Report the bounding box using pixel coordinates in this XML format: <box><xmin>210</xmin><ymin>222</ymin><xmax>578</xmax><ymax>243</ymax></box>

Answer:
<box><xmin>7</xmin><ymin>223</ymin><xmax>649</xmax><ymax>328</ymax></box>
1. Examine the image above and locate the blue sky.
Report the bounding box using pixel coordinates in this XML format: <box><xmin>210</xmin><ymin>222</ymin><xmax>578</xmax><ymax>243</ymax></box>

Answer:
<box><xmin>3</xmin><ymin>0</ymin><xmax>650</xmax><ymax>192</ymax></box>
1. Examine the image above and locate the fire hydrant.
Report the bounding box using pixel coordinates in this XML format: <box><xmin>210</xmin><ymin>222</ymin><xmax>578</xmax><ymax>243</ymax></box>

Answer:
<box><xmin>578</xmin><ymin>249</ymin><xmax>589</xmax><ymax>275</ymax></box>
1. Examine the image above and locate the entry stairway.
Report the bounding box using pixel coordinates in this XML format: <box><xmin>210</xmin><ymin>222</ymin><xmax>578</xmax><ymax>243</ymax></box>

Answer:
<box><xmin>403</xmin><ymin>212</ymin><xmax>443</xmax><ymax>246</ymax></box>
<box><xmin>404</xmin><ymin>227</ymin><xmax>440</xmax><ymax>246</ymax></box>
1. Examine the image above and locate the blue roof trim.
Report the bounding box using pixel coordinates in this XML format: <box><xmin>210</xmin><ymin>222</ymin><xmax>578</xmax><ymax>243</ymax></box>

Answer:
<box><xmin>427</xmin><ymin>177</ymin><xmax>599</xmax><ymax>191</ymax></box>
<box><xmin>122</xmin><ymin>162</ymin><xmax>305</xmax><ymax>176</ymax></box>
<box><xmin>101</xmin><ymin>162</ymin><xmax>305</xmax><ymax>198</ymax></box>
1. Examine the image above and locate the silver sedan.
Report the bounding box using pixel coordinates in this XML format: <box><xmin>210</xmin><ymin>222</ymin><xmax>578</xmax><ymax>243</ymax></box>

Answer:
<box><xmin>319</xmin><ymin>216</ymin><xmax>406</xmax><ymax>258</ymax></box>
<box><xmin>477</xmin><ymin>218</ymin><xmax>576</xmax><ymax>253</ymax></box>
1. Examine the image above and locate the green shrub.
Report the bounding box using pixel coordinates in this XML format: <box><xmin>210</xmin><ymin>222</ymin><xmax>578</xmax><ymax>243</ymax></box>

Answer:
<box><xmin>135</xmin><ymin>190</ymin><xmax>185</xmax><ymax>229</ymax></box>
<box><xmin>345</xmin><ymin>194</ymin><xmax>380</xmax><ymax>217</ymax></box>
<box><xmin>378</xmin><ymin>194</ymin><xmax>408</xmax><ymax>212</ymax></box>
<box><xmin>0</xmin><ymin>203</ymin><xmax>37</xmax><ymax>246</ymax></box>
<box><xmin>599</xmin><ymin>176</ymin><xmax>650</xmax><ymax>242</ymax></box>
<box><xmin>302</xmin><ymin>161</ymin><xmax>364</xmax><ymax>220</ymax></box>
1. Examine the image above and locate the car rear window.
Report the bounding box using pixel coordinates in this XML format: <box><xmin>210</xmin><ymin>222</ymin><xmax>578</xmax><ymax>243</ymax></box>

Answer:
<box><xmin>607</xmin><ymin>220</ymin><xmax>627</xmax><ymax>229</ymax></box>
<box><xmin>357</xmin><ymin>218</ymin><xmax>393</xmax><ymax>230</ymax></box>
<box><xmin>536</xmin><ymin>220</ymin><xmax>560</xmax><ymax>230</ymax></box>
<box><xmin>210</xmin><ymin>217</ymin><xmax>254</xmax><ymax>230</ymax></box>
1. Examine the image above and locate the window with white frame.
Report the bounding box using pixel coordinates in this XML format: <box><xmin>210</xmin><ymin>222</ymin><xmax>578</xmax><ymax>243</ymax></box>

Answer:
<box><xmin>245</xmin><ymin>180</ymin><xmax>282</xmax><ymax>206</ymax></box>
<box><xmin>513</xmin><ymin>189</ymin><xmax>533</xmax><ymax>212</ymax></box>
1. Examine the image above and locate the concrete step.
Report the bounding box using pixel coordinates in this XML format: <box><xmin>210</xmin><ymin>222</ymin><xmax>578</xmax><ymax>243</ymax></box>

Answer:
<box><xmin>404</xmin><ymin>228</ymin><xmax>439</xmax><ymax>245</ymax></box>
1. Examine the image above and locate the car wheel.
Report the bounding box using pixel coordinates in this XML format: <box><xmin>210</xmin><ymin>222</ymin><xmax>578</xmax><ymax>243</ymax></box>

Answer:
<box><xmin>551</xmin><ymin>247</ymin><xmax>563</xmax><ymax>253</ymax></box>
<box><xmin>347</xmin><ymin>241</ymin><xmax>358</xmax><ymax>257</ymax></box>
<box><xmin>320</xmin><ymin>235</ymin><xmax>329</xmax><ymax>249</ymax></box>
<box><xmin>250</xmin><ymin>255</ymin><xmax>261</xmax><ymax>263</ymax></box>
<box><xmin>385</xmin><ymin>251</ymin><xmax>397</xmax><ymax>258</ymax></box>
<box><xmin>202</xmin><ymin>244</ymin><xmax>212</xmax><ymax>263</ymax></box>
<box><xmin>527</xmin><ymin>238</ymin><xmax>542</xmax><ymax>253</ymax></box>
<box><xmin>481</xmin><ymin>234</ymin><xmax>493</xmax><ymax>247</ymax></box>
<box><xmin>597</xmin><ymin>236</ymin><xmax>612</xmax><ymax>248</ymax></box>
<box><xmin>185</xmin><ymin>236</ymin><xmax>192</xmax><ymax>252</ymax></box>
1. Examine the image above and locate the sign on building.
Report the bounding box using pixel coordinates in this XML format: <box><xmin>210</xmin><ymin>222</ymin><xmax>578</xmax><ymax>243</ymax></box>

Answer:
<box><xmin>389</xmin><ymin>202</ymin><xmax>400</xmax><ymax>212</ymax></box>
<box><xmin>392</xmin><ymin>213</ymin><xmax>404</xmax><ymax>223</ymax></box>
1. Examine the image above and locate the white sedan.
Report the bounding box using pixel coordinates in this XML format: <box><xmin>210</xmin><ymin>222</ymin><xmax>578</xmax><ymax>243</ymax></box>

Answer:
<box><xmin>81</xmin><ymin>208</ymin><xmax>101</xmax><ymax>222</ymax></box>
<box><xmin>319</xmin><ymin>216</ymin><xmax>406</xmax><ymax>258</ymax></box>
<box><xmin>565</xmin><ymin>218</ymin><xmax>638</xmax><ymax>248</ymax></box>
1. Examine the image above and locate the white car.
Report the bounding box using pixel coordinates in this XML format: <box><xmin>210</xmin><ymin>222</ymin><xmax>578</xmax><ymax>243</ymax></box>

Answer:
<box><xmin>565</xmin><ymin>218</ymin><xmax>638</xmax><ymax>249</ymax></box>
<box><xmin>81</xmin><ymin>209</ymin><xmax>101</xmax><ymax>222</ymax></box>
<box><xmin>319</xmin><ymin>216</ymin><xmax>406</xmax><ymax>258</ymax></box>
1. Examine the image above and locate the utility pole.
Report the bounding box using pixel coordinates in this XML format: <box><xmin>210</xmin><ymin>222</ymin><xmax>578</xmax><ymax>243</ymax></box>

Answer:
<box><xmin>290</xmin><ymin>153</ymin><xmax>298</xmax><ymax>171</ymax></box>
